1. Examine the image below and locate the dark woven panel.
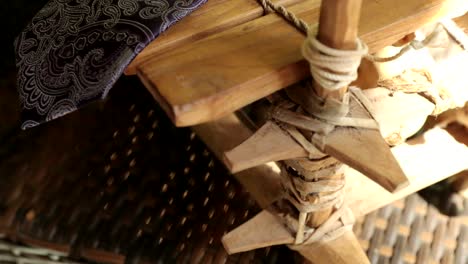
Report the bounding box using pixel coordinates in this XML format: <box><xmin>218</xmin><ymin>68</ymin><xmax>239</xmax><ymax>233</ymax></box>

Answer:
<box><xmin>0</xmin><ymin>77</ymin><xmax>296</xmax><ymax>264</ymax></box>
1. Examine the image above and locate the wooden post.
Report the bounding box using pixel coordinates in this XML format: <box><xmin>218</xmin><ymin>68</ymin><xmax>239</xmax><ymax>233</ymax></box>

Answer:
<box><xmin>285</xmin><ymin>2</ymin><xmax>370</xmax><ymax>263</ymax></box>
<box><xmin>314</xmin><ymin>0</ymin><xmax>363</xmax><ymax>99</ymax></box>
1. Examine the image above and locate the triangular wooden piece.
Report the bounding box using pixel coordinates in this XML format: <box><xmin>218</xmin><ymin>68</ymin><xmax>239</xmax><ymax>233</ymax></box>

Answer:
<box><xmin>224</xmin><ymin>121</ymin><xmax>307</xmax><ymax>173</ymax></box>
<box><xmin>324</xmin><ymin>99</ymin><xmax>408</xmax><ymax>193</ymax></box>
<box><xmin>287</xmin><ymin>86</ymin><xmax>409</xmax><ymax>193</ymax></box>
<box><xmin>222</xmin><ymin>209</ymin><xmax>294</xmax><ymax>254</ymax></box>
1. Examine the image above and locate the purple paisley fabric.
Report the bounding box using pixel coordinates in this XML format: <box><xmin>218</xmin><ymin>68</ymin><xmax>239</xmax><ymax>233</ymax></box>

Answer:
<box><xmin>15</xmin><ymin>0</ymin><xmax>206</xmax><ymax>129</ymax></box>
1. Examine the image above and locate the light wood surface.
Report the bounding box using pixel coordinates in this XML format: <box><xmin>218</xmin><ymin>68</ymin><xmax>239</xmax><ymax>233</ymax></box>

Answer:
<box><xmin>125</xmin><ymin>0</ymin><xmax>302</xmax><ymax>75</ymax></box>
<box><xmin>138</xmin><ymin>0</ymin><xmax>466</xmax><ymax>127</ymax></box>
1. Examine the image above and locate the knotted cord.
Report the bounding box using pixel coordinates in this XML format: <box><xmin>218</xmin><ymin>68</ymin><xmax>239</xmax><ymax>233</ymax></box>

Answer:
<box><xmin>302</xmin><ymin>27</ymin><xmax>369</xmax><ymax>91</ymax></box>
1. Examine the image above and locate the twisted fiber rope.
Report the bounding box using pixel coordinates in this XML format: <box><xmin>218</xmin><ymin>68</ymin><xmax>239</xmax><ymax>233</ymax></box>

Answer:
<box><xmin>258</xmin><ymin>0</ymin><xmax>309</xmax><ymax>33</ymax></box>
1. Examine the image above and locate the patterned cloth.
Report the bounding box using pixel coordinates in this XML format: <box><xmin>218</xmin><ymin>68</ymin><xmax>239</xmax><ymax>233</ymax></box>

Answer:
<box><xmin>14</xmin><ymin>0</ymin><xmax>206</xmax><ymax>129</ymax></box>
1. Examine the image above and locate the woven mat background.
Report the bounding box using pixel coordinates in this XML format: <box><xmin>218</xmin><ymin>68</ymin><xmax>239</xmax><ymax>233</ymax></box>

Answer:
<box><xmin>0</xmin><ymin>76</ymin><xmax>466</xmax><ymax>264</ymax></box>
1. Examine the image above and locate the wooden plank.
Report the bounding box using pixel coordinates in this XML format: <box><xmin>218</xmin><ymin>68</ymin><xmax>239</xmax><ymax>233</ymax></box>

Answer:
<box><xmin>125</xmin><ymin>0</ymin><xmax>302</xmax><ymax>75</ymax></box>
<box><xmin>193</xmin><ymin>114</ymin><xmax>468</xmax><ymax>218</ymax></box>
<box><xmin>138</xmin><ymin>0</ymin><xmax>466</xmax><ymax>127</ymax></box>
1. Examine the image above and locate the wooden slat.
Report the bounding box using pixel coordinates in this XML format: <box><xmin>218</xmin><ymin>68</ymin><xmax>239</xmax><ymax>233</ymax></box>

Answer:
<box><xmin>125</xmin><ymin>0</ymin><xmax>302</xmax><ymax>75</ymax></box>
<box><xmin>138</xmin><ymin>0</ymin><xmax>466</xmax><ymax>127</ymax></box>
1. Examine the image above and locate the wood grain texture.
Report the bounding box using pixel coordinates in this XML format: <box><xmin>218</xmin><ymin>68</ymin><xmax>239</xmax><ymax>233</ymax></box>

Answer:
<box><xmin>296</xmin><ymin>230</ymin><xmax>370</xmax><ymax>264</ymax></box>
<box><xmin>224</xmin><ymin>121</ymin><xmax>307</xmax><ymax>173</ymax></box>
<box><xmin>138</xmin><ymin>0</ymin><xmax>466</xmax><ymax>127</ymax></box>
<box><xmin>125</xmin><ymin>0</ymin><xmax>302</xmax><ymax>75</ymax></box>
